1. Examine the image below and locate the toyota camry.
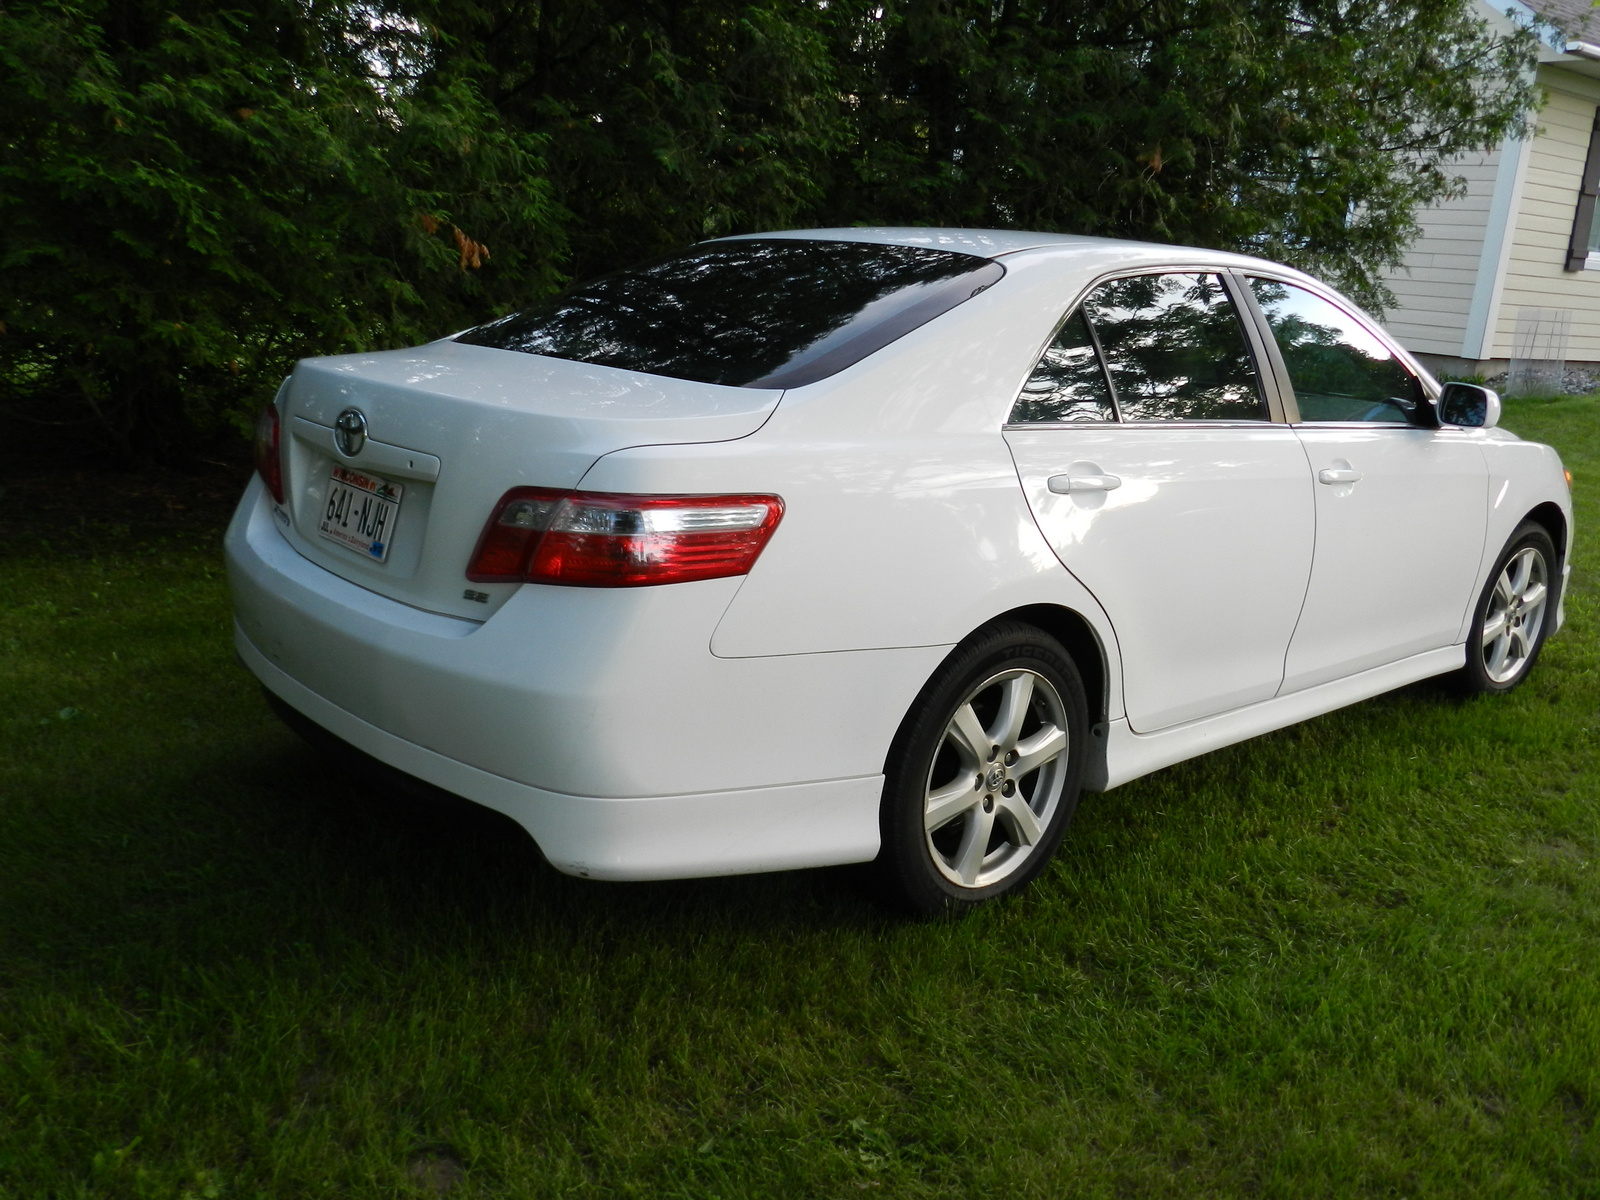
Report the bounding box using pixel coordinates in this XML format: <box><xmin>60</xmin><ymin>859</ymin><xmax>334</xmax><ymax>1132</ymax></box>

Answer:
<box><xmin>227</xmin><ymin>228</ymin><xmax>1573</xmax><ymax>913</ymax></box>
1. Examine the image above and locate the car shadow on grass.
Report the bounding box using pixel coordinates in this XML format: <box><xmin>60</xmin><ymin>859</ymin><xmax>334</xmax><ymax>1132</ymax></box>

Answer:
<box><xmin>194</xmin><ymin>668</ymin><xmax>1503</xmax><ymax>958</ymax></box>
<box><xmin>1</xmin><ymin>660</ymin><xmax>1543</xmax><ymax>1000</ymax></box>
<box><xmin>257</xmin><ymin>691</ymin><xmax>896</xmax><ymax>928</ymax></box>
<box><xmin>199</xmin><ymin>698</ymin><xmax>900</xmax><ymax>956</ymax></box>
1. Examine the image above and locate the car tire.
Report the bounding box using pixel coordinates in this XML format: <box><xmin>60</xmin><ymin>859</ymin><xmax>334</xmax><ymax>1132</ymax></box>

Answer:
<box><xmin>1454</xmin><ymin>520</ymin><xmax>1559</xmax><ymax>695</ymax></box>
<box><xmin>872</xmin><ymin>621</ymin><xmax>1089</xmax><ymax>915</ymax></box>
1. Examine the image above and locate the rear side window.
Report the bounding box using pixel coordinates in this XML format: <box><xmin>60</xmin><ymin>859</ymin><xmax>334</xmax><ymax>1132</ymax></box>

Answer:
<box><xmin>1247</xmin><ymin>278</ymin><xmax>1423</xmax><ymax>423</ymax></box>
<box><xmin>456</xmin><ymin>239</ymin><xmax>1004</xmax><ymax>389</ymax></box>
<box><xmin>1010</xmin><ymin>273</ymin><xmax>1268</xmax><ymax>424</ymax></box>
<box><xmin>1011</xmin><ymin>310</ymin><xmax>1116</xmax><ymax>423</ymax></box>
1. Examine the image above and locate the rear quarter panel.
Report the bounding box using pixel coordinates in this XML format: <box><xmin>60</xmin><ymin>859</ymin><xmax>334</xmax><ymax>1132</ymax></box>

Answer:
<box><xmin>575</xmin><ymin>247</ymin><xmax>1172</xmax><ymax>723</ymax></box>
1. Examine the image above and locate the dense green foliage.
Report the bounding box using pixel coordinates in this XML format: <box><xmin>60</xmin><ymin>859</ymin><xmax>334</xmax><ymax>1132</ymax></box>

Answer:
<box><xmin>0</xmin><ymin>0</ymin><xmax>562</xmax><ymax>460</ymax></box>
<box><xmin>0</xmin><ymin>397</ymin><xmax>1595</xmax><ymax>1194</ymax></box>
<box><xmin>0</xmin><ymin>0</ymin><xmax>1542</xmax><ymax>461</ymax></box>
<box><xmin>825</xmin><ymin>1</ymin><xmax>1541</xmax><ymax>300</ymax></box>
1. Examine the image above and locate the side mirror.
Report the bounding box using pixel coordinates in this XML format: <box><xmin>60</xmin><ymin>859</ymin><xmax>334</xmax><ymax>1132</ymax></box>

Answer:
<box><xmin>1438</xmin><ymin>382</ymin><xmax>1501</xmax><ymax>429</ymax></box>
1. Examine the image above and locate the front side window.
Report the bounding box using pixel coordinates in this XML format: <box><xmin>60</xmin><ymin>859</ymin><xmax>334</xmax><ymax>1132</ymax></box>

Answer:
<box><xmin>455</xmin><ymin>239</ymin><xmax>1004</xmax><ymax>389</ymax></box>
<box><xmin>1009</xmin><ymin>272</ymin><xmax>1267</xmax><ymax>424</ymax></box>
<box><xmin>1248</xmin><ymin>278</ymin><xmax>1422</xmax><ymax>424</ymax></box>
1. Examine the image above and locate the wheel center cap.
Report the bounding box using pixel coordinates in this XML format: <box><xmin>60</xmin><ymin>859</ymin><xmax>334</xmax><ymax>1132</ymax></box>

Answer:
<box><xmin>986</xmin><ymin>765</ymin><xmax>1006</xmax><ymax>791</ymax></box>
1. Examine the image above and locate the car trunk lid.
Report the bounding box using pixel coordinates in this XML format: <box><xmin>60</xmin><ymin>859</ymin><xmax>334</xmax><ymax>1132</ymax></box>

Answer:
<box><xmin>274</xmin><ymin>340</ymin><xmax>782</xmax><ymax>620</ymax></box>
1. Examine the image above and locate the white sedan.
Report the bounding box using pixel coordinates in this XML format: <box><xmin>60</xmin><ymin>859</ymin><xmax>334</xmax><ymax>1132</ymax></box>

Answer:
<box><xmin>227</xmin><ymin>228</ymin><xmax>1572</xmax><ymax>913</ymax></box>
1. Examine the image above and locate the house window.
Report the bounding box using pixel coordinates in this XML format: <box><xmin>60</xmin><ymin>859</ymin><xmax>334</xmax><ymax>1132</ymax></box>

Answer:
<box><xmin>1567</xmin><ymin>108</ymin><xmax>1600</xmax><ymax>271</ymax></box>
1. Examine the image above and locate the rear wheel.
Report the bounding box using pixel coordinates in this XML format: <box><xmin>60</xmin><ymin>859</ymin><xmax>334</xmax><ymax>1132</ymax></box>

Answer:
<box><xmin>873</xmin><ymin>622</ymin><xmax>1089</xmax><ymax>915</ymax></box>
<box><xmin>1455</xmin><ymin>521</ymin><xmax>1557</xmax><ymax>694</ymax></box>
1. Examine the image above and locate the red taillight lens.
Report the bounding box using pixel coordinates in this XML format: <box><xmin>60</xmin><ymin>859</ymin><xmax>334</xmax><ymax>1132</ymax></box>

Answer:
<box><xmin>253</xmin><ymin>403</ymin><xmax>284</xmax><ymax>504</ymax></box>
<box><xmin>466</xmin><ymin>489</ymin><xmax>784</xmax><ymax>587</ymax></box>
<box><xmin>465</xmin><ymin>487</ymin><xmax>566</xmax><ymax>581</ymax></box>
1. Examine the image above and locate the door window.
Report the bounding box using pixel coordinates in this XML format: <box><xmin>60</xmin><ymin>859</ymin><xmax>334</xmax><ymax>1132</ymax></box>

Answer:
<box><xmin>1248</xmin><ymin>278</ymin><xmax>1423</xmax><ymax>423</ymax></box>
<box><xmin>1010</xmin><ymin>273</ymin><xmax>1267</xmax><ymax>424</ymax></box>
<box><xmin>1010</xmin><ymin>309</ymin><xmax>1116</xmax><ymax>423</ymax></box>
<box><xmin>1085</xmin><ymin>274</ymin><xmax>1266</xmax><ymax>421</ymax></box>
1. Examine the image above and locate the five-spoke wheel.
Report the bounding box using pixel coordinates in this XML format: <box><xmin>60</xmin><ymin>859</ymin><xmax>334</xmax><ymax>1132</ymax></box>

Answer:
<box><xmin>923</xmin><ymin>668</ymin><xmax>1071</xmax><ymax>889</ymax></box>
<box><xmin>874</xmin><ymin>622</ymin><xmax>1088</xmax><ymax>914</ymax></box>
<box><xmin>1481</xmin><ymin>545</ymin><xmax>1549</xmax><ymax>684</ymax></box>
<box><xmin>1457</xmin><ymin>521</ymin><xmax>1558</xmax><ymax>694</ymax></box>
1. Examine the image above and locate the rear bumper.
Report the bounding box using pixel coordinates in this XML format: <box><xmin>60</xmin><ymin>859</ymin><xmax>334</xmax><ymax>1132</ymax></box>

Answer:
<box><xmin>226</xmin><ymin>477</ymin><xmax>946</xmax><ymax>878</ymax></box>
<box><xmin>241</xmin><ymin>629</ymin><xmax>881</xmax><ymax>879</ymax></box>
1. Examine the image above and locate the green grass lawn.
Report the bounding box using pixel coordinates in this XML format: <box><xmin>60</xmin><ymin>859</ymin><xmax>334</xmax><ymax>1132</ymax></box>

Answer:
<box><xmin>3</xmin><ymin>399</ymin><xmax>1599</xmax><ymax>1198</ymax></box>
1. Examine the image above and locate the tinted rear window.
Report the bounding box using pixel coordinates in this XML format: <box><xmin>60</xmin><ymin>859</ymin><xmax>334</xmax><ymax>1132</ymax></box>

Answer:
<box><xmin>454</xmin><ymin>239</ymin><xmax>1005</xmax><ymax>389</ymax></box>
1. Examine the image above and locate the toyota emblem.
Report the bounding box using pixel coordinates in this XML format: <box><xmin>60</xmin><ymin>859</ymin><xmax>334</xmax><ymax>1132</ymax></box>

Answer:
<box><xmin>334</xmin><ymin>407</ymin><xmax>367</xmax><ymax>457</ymax></box>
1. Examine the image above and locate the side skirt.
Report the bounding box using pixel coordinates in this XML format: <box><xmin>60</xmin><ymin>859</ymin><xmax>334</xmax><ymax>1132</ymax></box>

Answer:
<box><xmin>1086</xmin><ymin>645</ymin><xmax>1465</xmax><ymax>791</ymax></box>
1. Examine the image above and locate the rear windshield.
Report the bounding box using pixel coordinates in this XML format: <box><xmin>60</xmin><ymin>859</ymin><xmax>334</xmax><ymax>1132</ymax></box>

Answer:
<box><xmin>454</xmin><ymin>238</ymin><xmax>1005</xmax><ymax>389</ymax></box>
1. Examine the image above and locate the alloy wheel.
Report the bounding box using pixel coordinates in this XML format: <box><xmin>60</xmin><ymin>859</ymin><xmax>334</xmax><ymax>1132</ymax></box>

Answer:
<box><xmin>1480</xmin><ymin>546</ymin><xmax>1549</xmax><ymax>684</ymax></box>
<box><xmin>923</xmin><ymin>668</ymin><xmax>1071</xmax><ymax>889</ymax></box>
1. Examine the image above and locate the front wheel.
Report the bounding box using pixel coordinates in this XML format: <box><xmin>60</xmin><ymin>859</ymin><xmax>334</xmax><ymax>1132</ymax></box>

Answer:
<box><xmin>1454</xmin><ymin>520</ymin><xmax>1558</xmax><ymax>694</ymax></box>
<box><xmin>872</xmin><ymin>622</ymin><xmax>1089</xmax><ymax>915</ymax></box>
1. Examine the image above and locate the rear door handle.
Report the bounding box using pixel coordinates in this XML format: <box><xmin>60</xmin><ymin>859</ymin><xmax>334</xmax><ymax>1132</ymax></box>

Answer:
<box><xmin>1047</xmin><ymin>472</ymin><xmax>1122</xmax><ymax>494</ymax></box>
<box><xmin>1317</xmin><ymin>467</ymin><xmax>1362</xmax><ymax>485</ymax></box>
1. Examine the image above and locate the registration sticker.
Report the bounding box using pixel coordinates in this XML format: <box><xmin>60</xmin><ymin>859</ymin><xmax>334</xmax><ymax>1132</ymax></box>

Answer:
<box><xmin>318</xmin><ymin>463</ymin><xmax>403</xmax><ymax>562</ymax></box>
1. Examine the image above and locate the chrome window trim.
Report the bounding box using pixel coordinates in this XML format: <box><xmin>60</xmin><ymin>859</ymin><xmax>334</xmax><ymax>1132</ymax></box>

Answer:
<box><xmin>1003</xmin><ymin>420</ymin><xmax>1282</xmax><ymax>432</ymax></box>
<box><xmin>1239</xmin><ymin>270</ymin><xmax>1438</xmax><ymax>405</ymax></box>
<box><xmin>1288</xmin><ymin>421</ymin><xmax>1441</xmax><ymax>430</ymax></box>
<box><xmin>1005</xmin><ymin>265</ymin><xmax>1285</xmax><ymax>430</ymax></box>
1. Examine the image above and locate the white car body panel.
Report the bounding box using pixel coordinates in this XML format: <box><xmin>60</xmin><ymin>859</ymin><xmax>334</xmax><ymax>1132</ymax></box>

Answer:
<box><xmin>724</xmin><ymin>226</ymin><xmax>1151</xmax><ymax>257</ymax></box>
<box><xmin>1097</xmin><ymin>644</ymin><xmax>1466</xmax><ymax>790</ymax></box>
<box><xmin>1478</xmin><ymin>431</ymin><xmax>1574</xmax><ymax>633</ymax></box>
<box><xmin>589</xmin><ymin>434</ymin><xmax>1123</xmax><ymax>669</ymax></box>
<box><xmin>240</xmin><ymin>634</ymin><xmax>884</xmax><ymax>880</ymax></box>
<box><xmin>224</xmin><ymin>227</ymin><xmax>1574</xmax><ymax>882</ymax></box>
<box><xmin>276</xmin><ymin>343</ymin><xmax>781</xmax><ymax>622</ymax></box>
<box><xmin>1007</xmin><ymin>425</ymin><xmax>1315</xmax><ymax>731</ymax></box>
<box><xmin>1283</xmin><ymin>426</ymin><xmax>1488</xmax><ymax>693</ymax></box>
<box><xmin>230</xmin><ymin>477</ymin><xmax>947</xmax><ymax>800</ymax></box>
<box><xmin>699</xmin><ymin>243</ymin><xmax>1261</xmax><ymax>662</ymax></box>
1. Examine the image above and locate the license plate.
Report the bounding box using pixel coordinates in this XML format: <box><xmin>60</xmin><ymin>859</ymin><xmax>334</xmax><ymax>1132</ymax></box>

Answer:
<box><xmin>318</xmin><ymin>464</ymin><xmax>403</xmax><ymax>562</ymax></box>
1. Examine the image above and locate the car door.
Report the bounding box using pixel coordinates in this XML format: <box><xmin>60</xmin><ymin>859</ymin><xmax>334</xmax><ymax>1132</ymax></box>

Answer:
<box><xmin>1241</xmin><ymin>276</ymin><xmax>1489</xmax><ymax>693</ymax></box>
<box><xmin>1005</xmin><ymin>270</ymin><xmax>1315</xmax><ymax>733</ymax></box>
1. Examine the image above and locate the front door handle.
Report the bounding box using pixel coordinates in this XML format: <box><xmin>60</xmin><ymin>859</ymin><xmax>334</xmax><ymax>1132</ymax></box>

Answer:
<box><xmin>1047</xmin><ymin>472</ymin><xmax>1122</xmax><ymax>494</ymax></box>
<box><xmin>1317</xmin><ymin>467</ymin><xmax>1363</xmax><ymax>485</ymax></box>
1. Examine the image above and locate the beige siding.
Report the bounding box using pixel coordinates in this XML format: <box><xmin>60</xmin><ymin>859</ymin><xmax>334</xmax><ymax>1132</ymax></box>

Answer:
<box><xmin>1381</xmin><ymin>150</ymin><xmax>1500</xmax><ymax>356</ymax></box>
<box><xmin>1491</xmin><ymin>68</ymin><xmax>1600</xmax><ymax>362</ymax></box>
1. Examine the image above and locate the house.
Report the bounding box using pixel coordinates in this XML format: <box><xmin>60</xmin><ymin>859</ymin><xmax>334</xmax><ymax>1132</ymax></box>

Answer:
<box><xmin>1381</xmin><ymin>0</ymin><xmax>1600</xmax><ymax>391</ymax></box>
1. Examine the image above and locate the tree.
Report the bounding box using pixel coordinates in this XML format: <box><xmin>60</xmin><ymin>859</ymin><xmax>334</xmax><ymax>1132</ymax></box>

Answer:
<box><xmin>0</xmin><ymin>0</ymin><xmax>1543</xmax><ymax>463</ymax></box>
<box><xmin>816</xmin><ymin>0</ymin><xmax>1541</xmax><ymax>309</ymax></box>
<box><xmin>0</xmin><ymin>0</ymin><xmax>562</xmax><ymax>462</ymax></box>
<box><xmin>415</xmin><ymin>0</ymin><xmax>846</xmax><ymax>281</ymax></box>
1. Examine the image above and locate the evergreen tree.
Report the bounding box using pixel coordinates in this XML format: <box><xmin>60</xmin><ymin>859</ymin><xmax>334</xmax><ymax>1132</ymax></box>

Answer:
<box><xmin>0</xmin><ymin>0</ymin><xmax>1542</xmax><ymax>461</ymax></box>
<box><xmin>817</xmin><ymin>0</ymin><xmax>1540</xmax><ymax>309</ymax></box>
<box><xmin>0</xmin><ymin>0</ymin><xmax>561</xmax><ymax>460</ymax></box>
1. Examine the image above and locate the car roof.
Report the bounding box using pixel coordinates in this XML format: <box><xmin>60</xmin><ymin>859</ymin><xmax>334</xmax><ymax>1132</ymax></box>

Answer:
<box><xmin>712</xmin><ymin>226</ymin><xmax>1282</xmax><ymax>271</ymax></box>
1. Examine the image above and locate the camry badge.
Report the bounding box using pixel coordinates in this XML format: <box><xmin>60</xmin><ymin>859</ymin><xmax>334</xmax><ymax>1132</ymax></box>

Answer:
<box><xmin>334</xmin><ymin>407</ymin><xmax>367</xmax><ymax>457</ymax></box>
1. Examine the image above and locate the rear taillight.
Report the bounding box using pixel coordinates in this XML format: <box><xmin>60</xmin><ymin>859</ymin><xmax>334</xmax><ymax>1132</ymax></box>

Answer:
<box><xmin>466</xmin><ymin>489</ymin><xmax>784</xmax><ymax>587</ymax></box>
<box><xmin>253</xmin><ymin>403</ymin><xmax>284</xmax><ymax>504</ymax></box>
